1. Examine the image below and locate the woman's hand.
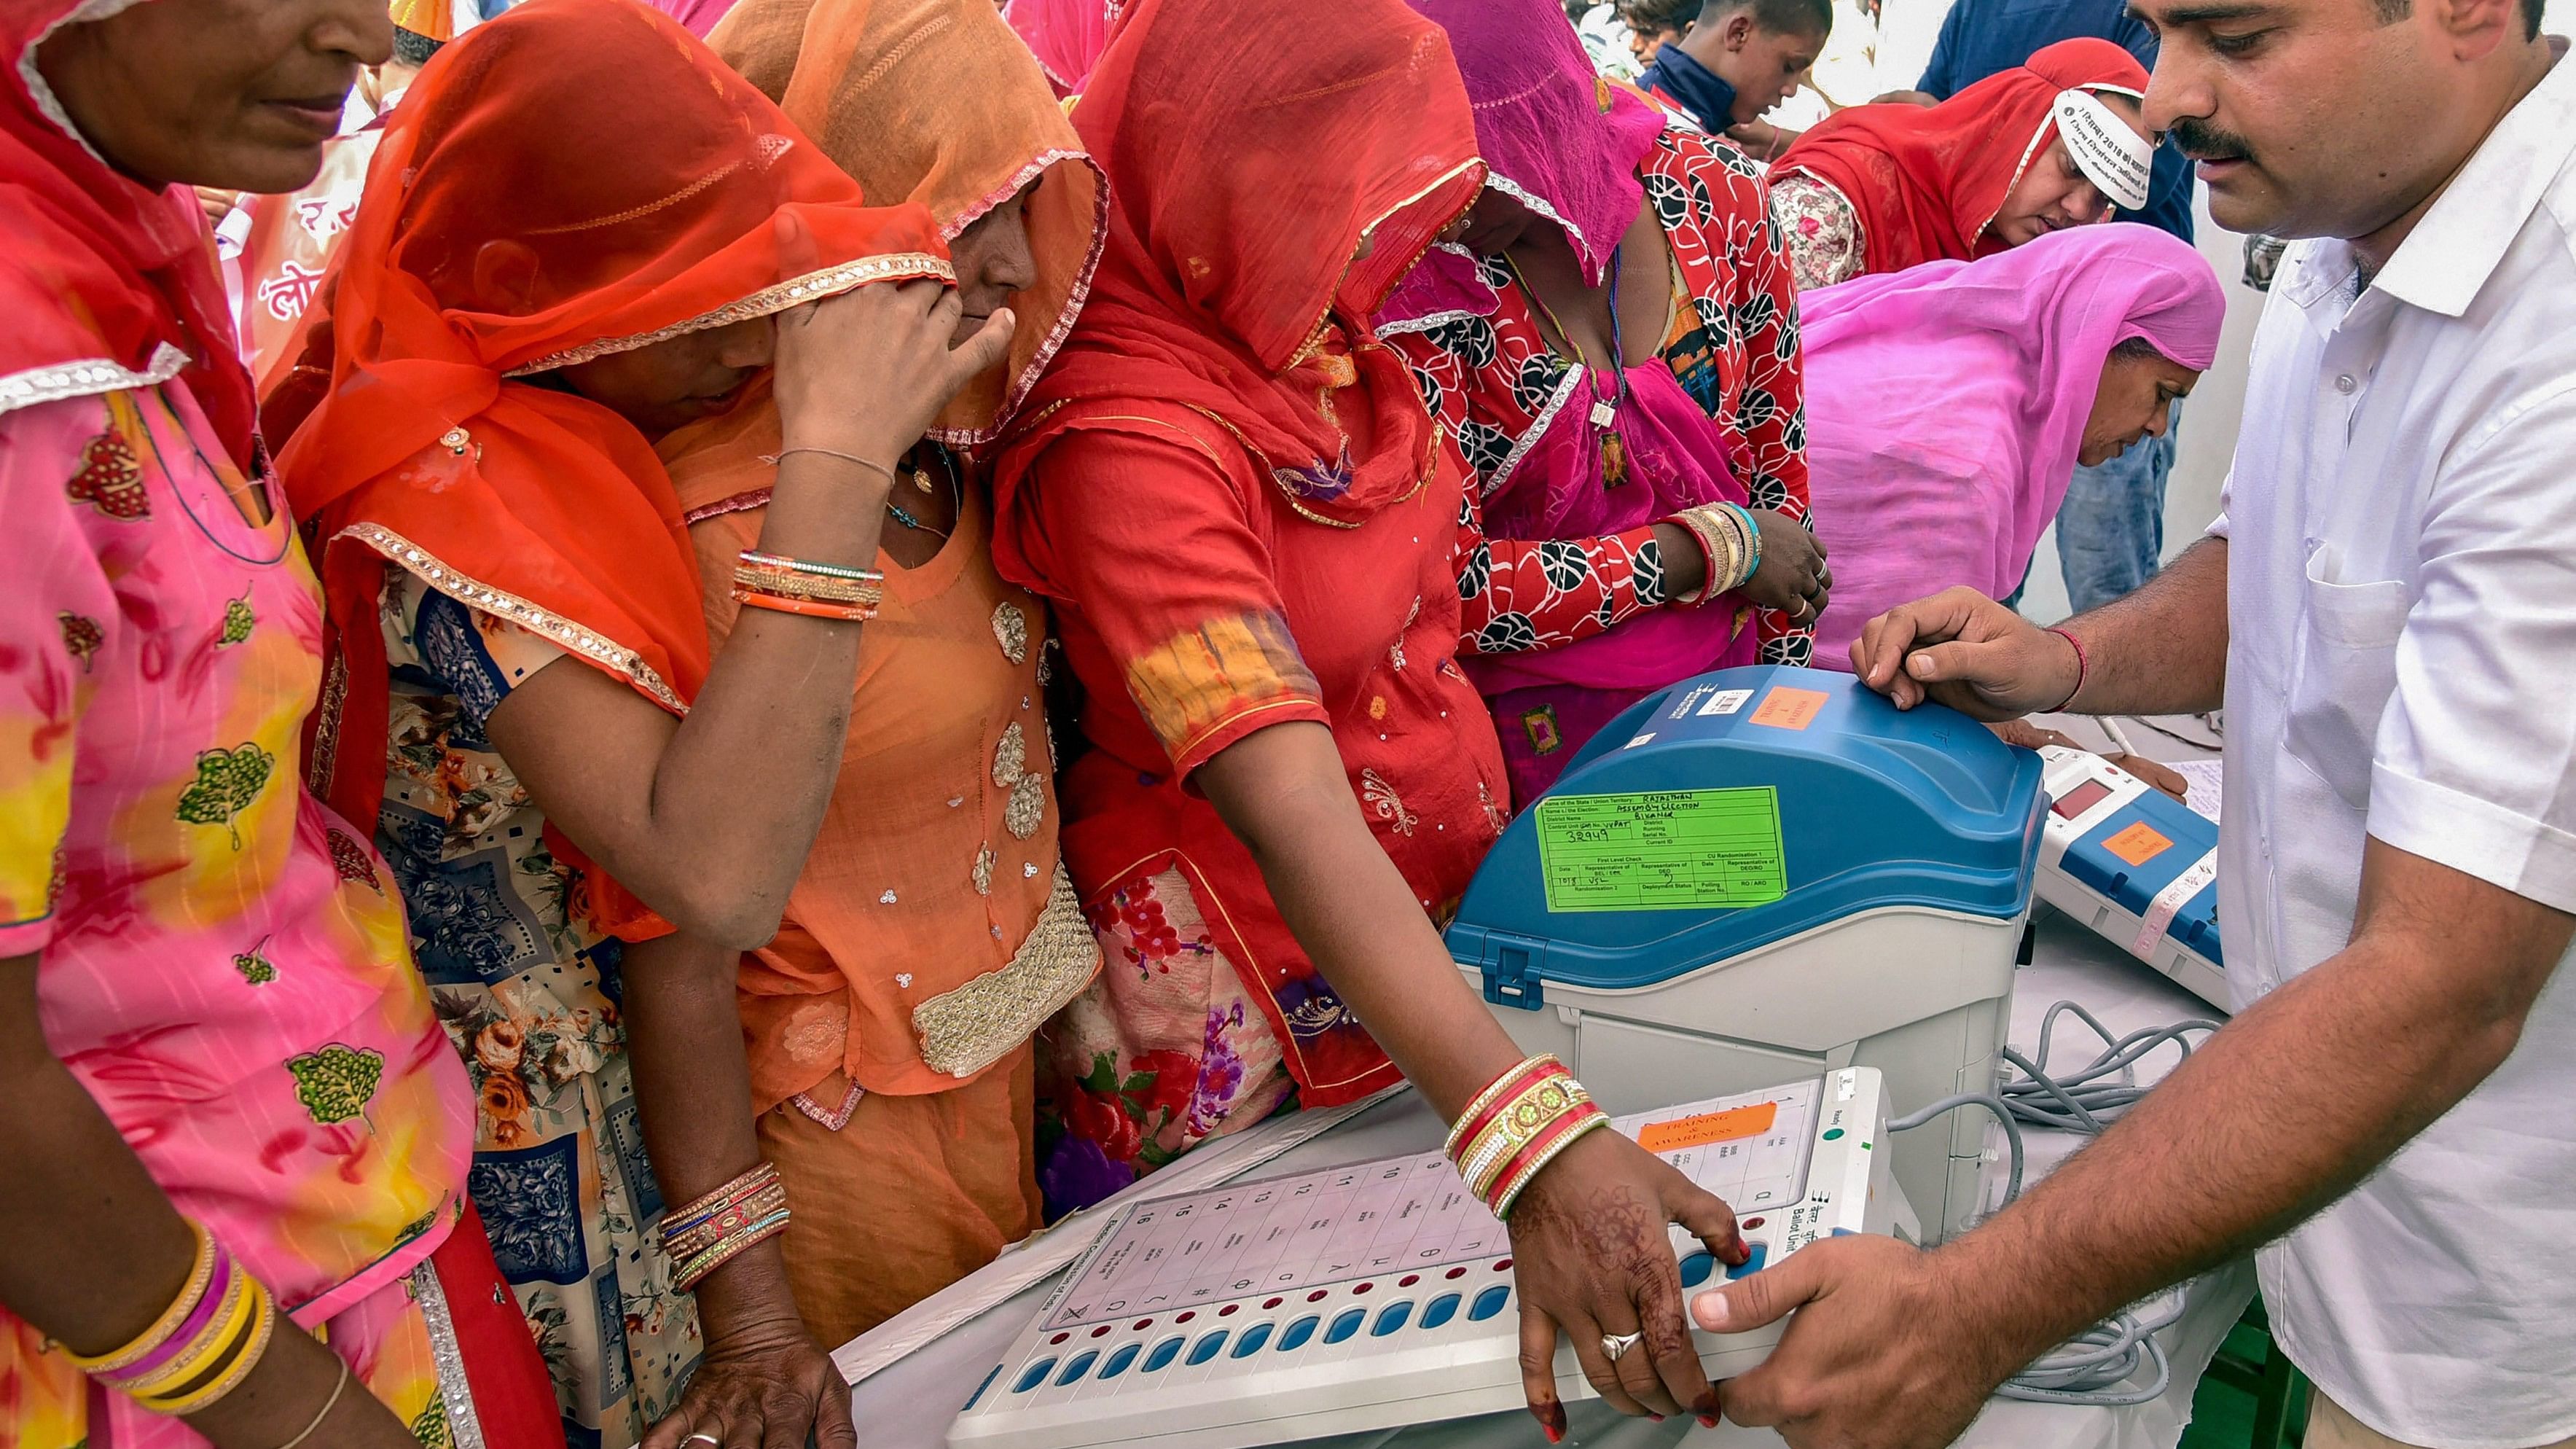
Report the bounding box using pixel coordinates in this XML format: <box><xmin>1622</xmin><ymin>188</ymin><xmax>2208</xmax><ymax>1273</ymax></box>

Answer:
<box><xmin>770</xmin><ymin>278</ymin><xmax>1014</xmax><ymax>468</ymax></box>
<box><xmin>1505</xmin><ymin>1128</ymin><xmax>1747</xmax><ymax>1434</ymax></box>
<box><xmin>643</xmin><ymin>1309</ymin><xmax>856</xmax><ymax>1449</ymax></box>
<box><xmin>1741</xmin><ymin>509</ymin><xmax>1831</xmax><ymax>629</ymax></box>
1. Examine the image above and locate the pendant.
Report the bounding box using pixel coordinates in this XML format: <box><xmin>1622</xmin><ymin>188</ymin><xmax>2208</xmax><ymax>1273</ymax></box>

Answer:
<box><xmin>1588</xmin><ymin>399</ymin><xmax>1617</xmax><ymax>429</ymax></box>
<box><xmin>912</xmin><ymin>464</ymin><xmax>936</xmax><ymax>494</ymax></box>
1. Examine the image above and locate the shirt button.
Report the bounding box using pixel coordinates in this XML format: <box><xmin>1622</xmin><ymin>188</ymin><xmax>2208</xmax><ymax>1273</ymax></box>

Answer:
<box><xmin>2334</xmin><ymin>374</ymin><xmax>2357</xmax><ymax>394</ymax></box>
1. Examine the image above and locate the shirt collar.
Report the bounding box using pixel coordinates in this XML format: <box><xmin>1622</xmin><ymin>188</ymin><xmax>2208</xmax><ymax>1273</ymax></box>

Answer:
<box><xmin>2371</xmin><ymin>50</ymin><xmax>2575</xmax><ymax>317</ymax></box>
<box><xmin>1640</xmin><ymin>46</ymin><xmax>1738</xmax><ymax>133</ymax></box>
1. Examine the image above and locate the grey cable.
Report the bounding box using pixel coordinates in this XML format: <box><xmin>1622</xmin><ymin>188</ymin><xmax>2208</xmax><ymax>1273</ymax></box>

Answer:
<box><xmin>1886</xmin><ymin>1003</ymin><xmax>2217</xmax><ymax>1407</ymax></box>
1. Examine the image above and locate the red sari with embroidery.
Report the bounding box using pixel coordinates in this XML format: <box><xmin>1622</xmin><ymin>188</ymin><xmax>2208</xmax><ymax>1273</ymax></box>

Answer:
<box><xmin>988</xmin><ymin>0</ymin><xmax>1509</xmax><ymax>1212</ymax></box>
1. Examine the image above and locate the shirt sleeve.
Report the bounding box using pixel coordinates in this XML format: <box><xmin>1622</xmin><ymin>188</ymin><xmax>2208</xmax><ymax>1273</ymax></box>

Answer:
<box><xmin>1917</xmin><ymin>4</ymin><xmax>1965</xmax><ymax>97</ymax></box>
<box><xmin>0</xmin><ymin>398</ymin><xmax>121</xmax><ymax>956</ymax></box>
<box><xmin>2367</xmin><ymin>386</ymin><xmax>2576</xmax><ymax>913</ymax></box>
<box><xmin>1770</xmin><ymin>175</ymin><xmax>1866</xmax><ymax>293</ymax></box>
<box><xmin>1454</xmin><ymin>485</ymin><xmax>1669</xmax><ymax>656</ymax></box>
<box><xmin>1015</xmin><ymin>423</ymin><xmax>1331</xmax><ymax>778</ymax></box>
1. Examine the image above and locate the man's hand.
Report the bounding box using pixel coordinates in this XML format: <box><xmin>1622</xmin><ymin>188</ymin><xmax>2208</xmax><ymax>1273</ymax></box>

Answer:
<box><xmin>1848</xmin><ymin>587</ymin><xmax>2080</xmax><ymax>719</ymax></box>
<box><xmin>1691</xmin><ymin>1236</ymin><xmax>2013</xmax><ymax>1449</ymax></box>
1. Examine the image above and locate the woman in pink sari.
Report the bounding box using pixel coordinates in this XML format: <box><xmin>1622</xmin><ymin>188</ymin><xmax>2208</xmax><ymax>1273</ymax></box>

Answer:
<box><xmin>1800</xmin><ymin>224</ymin><xmax>2224</xmax><ymax>668</ymax></box>
<box><xmin>1382</xmin><ymin>0</ymin><xmax>1829</xmax><ymax>805</ymax></box>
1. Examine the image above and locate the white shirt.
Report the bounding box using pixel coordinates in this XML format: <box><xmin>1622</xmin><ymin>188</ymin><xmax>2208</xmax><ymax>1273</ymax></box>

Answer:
<box><xmin>2210</xmin><ymin>52</ymin><xmax>2576</xmax><ymax>1449</ymax></box>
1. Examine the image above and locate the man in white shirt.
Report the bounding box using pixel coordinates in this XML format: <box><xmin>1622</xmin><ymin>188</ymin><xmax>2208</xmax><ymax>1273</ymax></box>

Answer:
<box><xmin>1686</xmin><ymin>0</ymin><xmax>2576</xmax><ymax>1445</ymax></box>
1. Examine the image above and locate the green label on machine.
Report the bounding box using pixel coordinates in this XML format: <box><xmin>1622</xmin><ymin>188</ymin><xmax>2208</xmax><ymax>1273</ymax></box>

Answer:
<box><xmin>1532</xmin><ymin>787</ymin><xmax>1787</xmax><ymax>913</ymax></box>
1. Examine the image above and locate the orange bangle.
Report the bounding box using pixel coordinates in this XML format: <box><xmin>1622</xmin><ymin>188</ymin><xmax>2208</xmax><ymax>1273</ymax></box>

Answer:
<box><xmin>730</xmin><ymin>587</ymin><xmax>876</xmax><ymax>622</ymax></box>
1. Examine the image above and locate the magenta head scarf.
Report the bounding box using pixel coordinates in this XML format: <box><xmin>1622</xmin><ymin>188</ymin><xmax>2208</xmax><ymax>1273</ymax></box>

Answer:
<box><xmin>1380</xmin><ymin>0</ymin><xmax>1667</xmax><ymax>324</ymax></box>
<box><xmin>1799</xmin><ymin>223</ymin><xmax>2225</xmax><ymax>668</ymax></box>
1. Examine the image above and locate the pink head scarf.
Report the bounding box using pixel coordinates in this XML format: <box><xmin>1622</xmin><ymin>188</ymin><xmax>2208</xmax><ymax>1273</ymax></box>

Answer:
<box><xmin>1379</xmin><ymin>0</ymin><xmax>1667</xmax><ymax>324</ymax></box>
<box><xmin>1800</xmin><ymin>224</ymin><xmax>2225</xmax><ymax>667</ymax></box>
<box><xmin>1005</xmin><ymin>0</ymin><xmax>1115</xmax><ymax>96</ymax></box>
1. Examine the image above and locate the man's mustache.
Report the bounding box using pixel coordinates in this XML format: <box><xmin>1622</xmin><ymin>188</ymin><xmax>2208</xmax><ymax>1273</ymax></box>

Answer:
<box><xmin>2169</xmin><ymin>116</ymin><xmax>2256</xmax><ymax>163</ymax></box>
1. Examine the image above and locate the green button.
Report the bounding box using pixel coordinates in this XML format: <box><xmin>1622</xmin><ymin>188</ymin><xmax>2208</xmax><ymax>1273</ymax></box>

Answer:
<box><xmin>1823</xmin><ymin>1128</ymin><xmax>1844</xmax><ymax>1141</ymax></box>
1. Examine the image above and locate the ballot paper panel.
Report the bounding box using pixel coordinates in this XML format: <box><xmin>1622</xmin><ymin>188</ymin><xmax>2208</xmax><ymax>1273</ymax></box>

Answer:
<box><xmin>950</xmin><ymin>1071</ymin><xmax>1892</xmax><ymax>1449</ymax></box>
<box><xmin>1046</xmin><ymin>1080</ymin><xmax>1815</xmax><ymax>1329</ymax></box>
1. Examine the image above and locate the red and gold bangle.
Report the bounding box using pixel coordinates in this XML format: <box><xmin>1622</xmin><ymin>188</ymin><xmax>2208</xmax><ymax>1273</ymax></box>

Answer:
<box><xmin>1490</xmin><ymin>1101</ymin><xmax>1609</xmax><ymax>1218</ymax></box>
<box><xmin>1444</xmin><ymin>1055</ymin><xmax>1608</xmax><ymax>1216</ymax></box>
<box><xmin>1457</xmin><ymin>1072</ymin><xmax>1594</xmax><ymax>1204</ymax></box>
<box><xmin>1442</xmin><ymin>1055</ymin><xmax>1566</xmax><ymax>1164</ymax></box>
<box><xmin>671</xmin><ymin>1209</ymin><xmax>792</xmax><ymax>1292</ymax></box>
<box><xmin>663</xmin><ymin>1181</ymin><xmax>789</xmax><ymax>1262</ymax></box>
<box><xmin>731</xmin><ymin>587</ymin><xmax>877</xmax><ymax>622</ymax></box>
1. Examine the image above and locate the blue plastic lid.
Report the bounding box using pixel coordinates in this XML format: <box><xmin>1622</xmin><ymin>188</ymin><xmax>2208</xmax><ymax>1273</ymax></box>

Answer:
<box><xmin>1447</xmin><ymin>665</ymin><xmax>2043</xmax><ymax>1004</ymax></box>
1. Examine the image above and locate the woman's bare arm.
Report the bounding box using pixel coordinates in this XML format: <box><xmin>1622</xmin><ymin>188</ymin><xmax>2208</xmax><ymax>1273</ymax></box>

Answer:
<box><xmin>485</xmin><ymin>283</ymin><xmax>1014</xmax><ymax>947</ymax></box>
<box><xmin>0</xmin><ymin>956</ymin><xmax>418</xmax><ymax>1448</ymax></box>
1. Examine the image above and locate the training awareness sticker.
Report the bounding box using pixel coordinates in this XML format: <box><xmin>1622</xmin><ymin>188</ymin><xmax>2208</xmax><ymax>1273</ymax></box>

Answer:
<box><xmin>1534</xmin><ymin>787</ymin><xmax>1788</xmax><ymax>913</ymax></box>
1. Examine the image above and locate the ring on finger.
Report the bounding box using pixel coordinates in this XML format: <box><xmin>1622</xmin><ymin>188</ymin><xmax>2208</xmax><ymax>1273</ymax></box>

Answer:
<box><xmin>1601</xmin><ymin>1331</ymin><xmax>1643</xmax><ymax>1362</ymax></box>
<box><xmin>685</xmin><ymin>1435</ymin><xmax>721</xmax><ymax>1448</ymax></box>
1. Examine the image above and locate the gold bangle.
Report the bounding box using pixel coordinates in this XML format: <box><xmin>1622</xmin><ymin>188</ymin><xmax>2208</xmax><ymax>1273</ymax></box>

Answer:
<box><xmin>66</xmin><ymin>1222</ymin><xmax>213</xmax><ymax>1374</ymax></box>
<box><xmin>730</xmin><ymin>562</ymin><xmax>883</xmax><ymax>606</ymax></box>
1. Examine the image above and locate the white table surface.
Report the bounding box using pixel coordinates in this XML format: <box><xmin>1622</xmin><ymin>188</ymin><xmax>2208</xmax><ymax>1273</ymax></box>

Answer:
<box><xmin>842</xmin><ymin>908</ymin><xmax>2255</xmax><ymax>1449</ymax></box>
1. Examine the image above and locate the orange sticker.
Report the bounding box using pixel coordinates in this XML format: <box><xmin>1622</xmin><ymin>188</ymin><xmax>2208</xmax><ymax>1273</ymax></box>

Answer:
<box><xmin>1638</xmin><ymin>1102</ymin><xmax>1778</xmax><ymax>1154</ymax></box>
<box><xmin>1747</xmin><ymin>687</ymin><xmax>1828</xmax><ymax>731</ymax></box>
<box><xmin>2103</xmin><ymin>821</ymin><xmax>2174</xmax><ymax>867</ymax></box>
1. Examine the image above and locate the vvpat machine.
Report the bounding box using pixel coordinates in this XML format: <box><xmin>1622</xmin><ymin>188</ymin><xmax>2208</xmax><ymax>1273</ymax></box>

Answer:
<box><xmin>1444</xmin><ymin>666</ymin><xmax>2044</xmax><ymax>1238</ymax></box>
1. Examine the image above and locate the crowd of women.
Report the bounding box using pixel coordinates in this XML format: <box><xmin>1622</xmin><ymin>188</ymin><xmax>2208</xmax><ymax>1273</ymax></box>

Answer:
<box><xmin>0</xmin><ymin>0</ymin><xmax>2225</xmax><ymax>1444</ymax></box>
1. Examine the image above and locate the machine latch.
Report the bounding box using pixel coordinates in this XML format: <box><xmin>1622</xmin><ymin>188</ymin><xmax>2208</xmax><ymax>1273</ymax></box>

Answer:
<box><xmin>1482</xmin><ymin>934</ymin><xmax>1547</xmax><ymax>1011</ymax></box>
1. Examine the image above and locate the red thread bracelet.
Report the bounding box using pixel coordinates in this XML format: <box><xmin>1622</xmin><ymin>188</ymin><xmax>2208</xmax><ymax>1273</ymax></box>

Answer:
<box><xmin>2045</xmin><ymin>627</ymin><xmax>2088</xmax><ymax>711</ymax></box>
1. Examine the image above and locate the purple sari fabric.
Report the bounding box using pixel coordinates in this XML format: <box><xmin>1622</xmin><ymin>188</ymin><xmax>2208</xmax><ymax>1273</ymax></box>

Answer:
<box><xmin>1798</xmin><ymin>224</ymin><xmax>2224</xmax><ymax>668</ymax></box>
<box><xmin>1385</xmin><ymin>0</ymin><xmax>1666</xmax><ymax>312</ymax></box>
<box><xmin>1387</xmin><ymin>0</ymin><xmax>1752</xmax><ymax>802</ymax></box>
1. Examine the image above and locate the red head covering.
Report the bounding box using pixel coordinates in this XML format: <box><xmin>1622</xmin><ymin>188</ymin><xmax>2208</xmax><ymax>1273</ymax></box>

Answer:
<box><xmin>992</xmin><ymin>0</ymin><xmax>1484</xmax><ymax>528</ymax></box>
<box><xmin>273</xmin><ymin>0</ymin><xmax>949</xmax><ymax>933</ymax></box>
<box><xmin>1772</xmin><ymin>38</ymin><xmax>2148</xmax><ymax>276</ymax></box>
<box><xmin>1</xmin><ymin>1</ymin><xmax>256</xmax><ymax>465</ymax></box>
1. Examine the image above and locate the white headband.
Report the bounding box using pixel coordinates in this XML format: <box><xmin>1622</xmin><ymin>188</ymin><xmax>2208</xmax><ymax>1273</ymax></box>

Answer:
<box><xmin>2051</xmin><ymin>87</ymin><xmax>2154</xmax><ymax>213</ymax></box>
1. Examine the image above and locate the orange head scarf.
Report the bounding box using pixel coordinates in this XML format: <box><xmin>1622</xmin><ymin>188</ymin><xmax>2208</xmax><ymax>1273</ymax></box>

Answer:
<box><xmin>709</xmin><ymin>0</ymin><xmax>1105</xmax><ymax>447</ymax></box>
<box><xmin>1774</xmin><ymin>37</ymin><xmax>2148</xmax><ymax>275</ymax></box>
<box><xmin>273</xmin><ymin>0</ymin><xmax>950</xmax><ymax>932</ymax></box>
<box><xmin>990</xmin><ymin>0</ymin><xmax>1484</xmax><ymax>530</ymax></box>
<box><xmin>1</xmin><ymin>1</ymin><xmax>255</xmax><ymax>466</ymax></box>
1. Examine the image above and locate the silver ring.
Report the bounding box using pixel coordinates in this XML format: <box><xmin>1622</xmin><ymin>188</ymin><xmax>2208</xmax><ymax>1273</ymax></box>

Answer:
<box><xmin>685</xmin><ymin>1436</ymin><xmax>721</xmax><ymax>1448</ymax></box>
<box><xmin>1601</xmin><ymin>1331</ymin><xmax>1643</xmax><ymax>1362</ymax></box>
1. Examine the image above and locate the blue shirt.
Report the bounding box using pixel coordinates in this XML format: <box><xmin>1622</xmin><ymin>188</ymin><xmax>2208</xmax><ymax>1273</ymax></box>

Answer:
<box><xmin>1916</xmin><ymin>0</ymin><xmax>2195</xmax><ymax>242</ymax></box>
<box><xmin>1637</xmin><ymin>46</ymin><xmax>1739</xmax><ymax>134</ymax></box>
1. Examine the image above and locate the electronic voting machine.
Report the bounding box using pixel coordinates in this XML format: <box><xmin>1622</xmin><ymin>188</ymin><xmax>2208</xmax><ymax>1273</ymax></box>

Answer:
<box><xmin>2035</xmin><ymin>746</ymin><xmax>2227</xmax><ymax>1009</ymax></box>
<box><xmin>949</xmin><ymin>1068</ymin><xmax>1909</xmax><ymax>1449</ymax></box>
<box><xmin>1445</xmin><ymin>665</ymin><xmax>2044</xmax><ymax>1239</ymax></box>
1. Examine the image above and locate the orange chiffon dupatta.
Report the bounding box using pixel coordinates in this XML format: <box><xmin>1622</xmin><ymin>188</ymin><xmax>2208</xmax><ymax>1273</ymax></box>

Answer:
<box><xmin>273</xmin><ymin>0</ymin><xmax>951</xmax><ymax>934</ymax></box>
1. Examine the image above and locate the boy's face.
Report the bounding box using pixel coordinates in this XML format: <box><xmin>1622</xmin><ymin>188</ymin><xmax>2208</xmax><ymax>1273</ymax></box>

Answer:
<box><xmin>1703</xmin><ymin>12</ymin><xmax>1828</xmax><ymax>122</ymax></box>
